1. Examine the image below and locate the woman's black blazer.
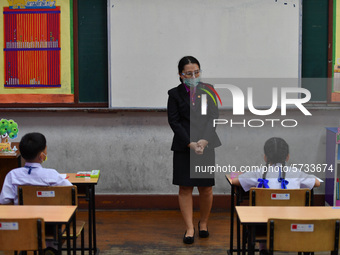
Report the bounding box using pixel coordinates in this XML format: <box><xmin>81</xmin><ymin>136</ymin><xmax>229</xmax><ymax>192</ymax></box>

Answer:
<box><xmin>167</xmin><ymin>83</ymin><xmax>222</xmax><ymax>152</ymax></box>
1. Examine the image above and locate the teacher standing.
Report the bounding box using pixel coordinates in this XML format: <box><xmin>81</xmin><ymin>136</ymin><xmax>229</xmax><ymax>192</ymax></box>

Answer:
<box><xmin>167</xmin><ymin>56</ymin><xmax>221</xmax><ymax>244</ymax></box>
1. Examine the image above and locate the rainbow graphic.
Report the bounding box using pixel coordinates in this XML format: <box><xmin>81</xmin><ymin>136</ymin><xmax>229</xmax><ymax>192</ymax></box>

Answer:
<box><xmin>199</xmin><ymin>83</ymin><xmax>222</xmax><ymax>106</ymax></box>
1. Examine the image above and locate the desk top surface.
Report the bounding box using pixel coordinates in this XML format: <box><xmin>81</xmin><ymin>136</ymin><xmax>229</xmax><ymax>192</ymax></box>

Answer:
<box><xmin>226</xmin><ymin>174</ymin><xmax>232</xmax><ymax>185</ymax></box>
<box><xmin>236</xmin><ymin>206</ymin><xmax>340</xmax><ymax>224</ymax></box>
<box><xmin>0</xmin><ymin>205</ymin><xmax>77</xmax><ymax>223</ymax></box>
<box><xmin>226</xmin><ymin>173</ymin><xmax>243</xmax><ymax>186</ymax></box>
<box><xmin>64</xmin><ymin>173</ymin><xmax>99</xmax><ymax>184</ymax></box>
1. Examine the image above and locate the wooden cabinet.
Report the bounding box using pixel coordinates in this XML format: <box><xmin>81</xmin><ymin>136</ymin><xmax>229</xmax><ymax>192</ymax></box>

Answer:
<box><xmin>0</xmin><ymin>142</ymin><xmax>22</xmax><ymax>192</ymax></box>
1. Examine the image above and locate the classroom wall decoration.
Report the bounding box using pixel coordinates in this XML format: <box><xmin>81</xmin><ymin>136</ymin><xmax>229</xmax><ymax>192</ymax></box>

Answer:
<box><xmin>333</xmin><ymin>0</ymin><xmax>340</xmax><ymax>102</ymax></box>
<box><xmin>0</xmin><ymin>118</ymin><xmax>18</xmax><ymax>154</ymax></box>
<box><xmin>0</xmin><ymin>0</ymin><xmax>73</xmax><ymax>104</ymax></box>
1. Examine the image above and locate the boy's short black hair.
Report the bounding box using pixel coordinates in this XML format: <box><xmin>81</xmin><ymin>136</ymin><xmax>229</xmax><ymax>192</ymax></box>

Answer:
<box><xmin>19</xmin><ymin>132</ymin><xmax>46</xmax><ymax>161</ymax></box>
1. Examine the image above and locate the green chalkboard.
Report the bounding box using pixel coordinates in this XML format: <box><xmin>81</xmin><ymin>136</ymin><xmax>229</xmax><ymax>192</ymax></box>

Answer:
<box><xmin>78</xmin><ymin>0</ymin><xmax>108</xmax><ymax>103</ymax></box>
<box><xmin>302</xmin><ymin>0</ymin><xmax>329</xmax><ymax>102</ymax></box>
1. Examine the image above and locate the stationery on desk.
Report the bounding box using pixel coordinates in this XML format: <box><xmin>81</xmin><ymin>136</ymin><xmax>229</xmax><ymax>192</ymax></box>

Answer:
<box><xmin>75</xmin><ymin>170</ymin><xmax>100</xmax><ymax>178</ymax></box>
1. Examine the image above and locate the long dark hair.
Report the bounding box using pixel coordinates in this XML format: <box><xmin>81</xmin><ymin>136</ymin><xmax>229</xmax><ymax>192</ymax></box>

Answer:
<box><xmin>263</xmin><ymin>137</ymin><xmax>289</xmax><ymax>179</ymax></box>
<box><xmin>178</xmin><ymin>56</ymin><xmax>200</xmax><ymax>83</ymax></box>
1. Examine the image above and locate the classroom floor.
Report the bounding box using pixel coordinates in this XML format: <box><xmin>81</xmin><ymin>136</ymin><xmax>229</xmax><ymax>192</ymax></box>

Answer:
<box><xmin>80</xmin><ymin>209</ymin><xmax>230</xmax><ymax>254</ymax></box>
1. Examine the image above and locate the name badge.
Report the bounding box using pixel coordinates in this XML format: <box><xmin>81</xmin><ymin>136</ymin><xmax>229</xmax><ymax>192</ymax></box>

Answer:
<box><xmin>271</xmin><ymin>193</ymin><xmax>290</xmax><ymax>200</ymax></box>
<box><xmin>37</xmin><ymin>191</ymin><xmax>55</xmax><ymax>197</ymax></box>
<box><xmin>291</xmin><ymin>224</ymin><xmax>314</xmax><ymax>232</ymax></box>
<box><xmin>0</xmin><ymin>222</ymin><xmax>19</xmax><ymax>230</ymax></box>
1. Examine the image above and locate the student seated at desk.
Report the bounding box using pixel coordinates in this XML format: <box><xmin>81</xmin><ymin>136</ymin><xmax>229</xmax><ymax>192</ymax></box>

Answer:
<box><xmin>0</xmin><ymin>132</ymin><xmax>72</xmax><ymax>205</ymax></box>
<box><xmin>232</xmin><ymin>137</ymin><xmax>320</xmax><ymax>191</ymax></box>
<box><xmin>0</xmin><ymin>132</ymin><xmax>72</xmax><ymax>254</ymax></box>
<box><xmin>232</xmin><ymin>137</ymin><xmax>320</xmax><ymax>255</ymax></box>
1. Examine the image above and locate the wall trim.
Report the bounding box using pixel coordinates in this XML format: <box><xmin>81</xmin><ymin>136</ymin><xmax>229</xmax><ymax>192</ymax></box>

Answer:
<box><xmin>78</xmin><ymin>194</ymin><xmax>325</xmax><ymax>210</ymax></box>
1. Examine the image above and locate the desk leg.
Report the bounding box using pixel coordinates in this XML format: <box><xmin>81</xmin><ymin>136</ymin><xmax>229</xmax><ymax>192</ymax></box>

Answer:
<box><xmin>92</xmin><ymin>185</ymin><xmax>98</xmax><ymax>254</ymax></box>
<box><xmin>242</xmin><ymin>225</ymin><xmax>247</xmax><ymax>255</ymax></box>
<box><xmin>73</xmin><ymin>213</ymin><xmax>77</xmax><ymax>255</ymax></box>
<box><xmin>236</xmin><ymin>188</ymin><xmax>241</xmax><ymax>255</ymax></box>
<box><xmin>66</xmin><ymin>223</ymin><xmax>71</xmax><ymax>255</ymax></box>
<box><xmin>58</xmin><ymin>225</ymin><xmax>62</xmax><ymax>255</ymax></box>
<box><xmin>237</xmin><ymin>216</ymin><xmax>241</xmax><ymax>255</ymax></box>
<box><xmin>88</xmin><ymin>184</ymin><xmax>98</xmax><ymax>255</ymax></box>
<box><xmin>88</xmin><ymin>185</ymin><xmax>93</xmax><ymax>255</ymax></box>
<box><xmin>229</xmin><ymin>185</ymin><xmax>235</xmax><ymax>255</ymax></box>
<box><xmin>248</xmin><ymin>225</ymin><xmax>255</xmax><ymax>255</ymax></box>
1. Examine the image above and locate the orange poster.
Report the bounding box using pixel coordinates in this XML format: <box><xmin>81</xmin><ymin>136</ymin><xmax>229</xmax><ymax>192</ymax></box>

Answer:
<box><xmin>0</xmin><ymin>0</ymin><xmax>73</xmax><ymax>104</ymax></box>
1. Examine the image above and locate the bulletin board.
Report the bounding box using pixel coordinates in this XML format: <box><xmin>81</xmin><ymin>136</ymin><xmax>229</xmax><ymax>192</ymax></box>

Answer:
<box><xmin>0</xmin><ymin>0</ymin><xmax>74</xmax><ymax>104</ymax></box>
<box><xmin>332</xmin><ymin>0</ymin><xmax>340</xmax><ymax>102</ymax></box>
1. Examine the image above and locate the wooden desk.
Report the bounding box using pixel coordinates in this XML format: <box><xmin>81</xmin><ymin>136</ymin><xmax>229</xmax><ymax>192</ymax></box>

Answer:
<box><xmin>236</xmin><ymin>206</ymin><xmax>340</xmax><ymax>223</ymax></box>
<box><xmin>226</xmin><ymin>174</ymin><xmax>315</xmax><ymax>255</ymax></box>
<box><xmin>236</xmin><ymin>206</ymin><xmax>340</xmax><ymax>255</ymax></box>
<box><xmin>0</xmin><ymin>142</ymin><xmax>22</xmax><ymax>192</ymax></box>
<box><xmin>226</xmin><ymin>174</ymin><xmax>249</xmax><ymax>255</ymax></box>
<box><xmin>65</xmin><ymin>173</ymin><xmax>100</xmax><ymax>255</ymax></box>
<box><xmin>0</xmin><ymin>205</ymin><xmax>77</xmax><ymax>255</ymax></box>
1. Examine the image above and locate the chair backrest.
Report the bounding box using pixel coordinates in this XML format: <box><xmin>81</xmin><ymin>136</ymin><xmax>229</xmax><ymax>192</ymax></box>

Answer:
<box><xmin>18</xmin><ymin>185</ymin><xmax>78</xmax><ymax>205</ymax></box>
<box><xmin>249</xmin><ymin>188</ymin><xmax>311</xmax><ymax>206</ymax></box>
<box><xmin>0</xmin><ymin>217</ymin><xmax>46</xmax><ymax>253</ymax></box>
<box><xmin>267</xmin><ymin>218</ymin><xmax>340</xmax><ymax>253</ymax></box>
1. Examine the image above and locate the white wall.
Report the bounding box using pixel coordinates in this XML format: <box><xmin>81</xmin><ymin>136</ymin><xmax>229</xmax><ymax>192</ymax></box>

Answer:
<box><xmin>1</xmin><ymin>108</ymin><xmax>336</xmax><ymax>195</ymax></box>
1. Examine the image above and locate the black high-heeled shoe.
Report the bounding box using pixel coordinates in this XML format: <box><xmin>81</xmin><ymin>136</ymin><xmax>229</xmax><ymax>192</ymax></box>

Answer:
<box><xmin>183</xmin><ymin>228</ymin><xmax>195</xmax><ymax>244</ymax></box>
<box><xmin>198</xmin><ymin>221</ymin><xmax>209</xmax><ymax>238</ymax></box>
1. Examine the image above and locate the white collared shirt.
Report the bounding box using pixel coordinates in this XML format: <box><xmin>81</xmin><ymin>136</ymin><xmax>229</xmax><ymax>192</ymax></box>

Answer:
<box><xmin>238</xmin><ymin>163</ymin><xmax>316</xmax><ymax>192</ymax></box>
<box><xmin>0</xmin><ymin>162</ymin><xmax>72</xmax><ymax>205</ymax></box>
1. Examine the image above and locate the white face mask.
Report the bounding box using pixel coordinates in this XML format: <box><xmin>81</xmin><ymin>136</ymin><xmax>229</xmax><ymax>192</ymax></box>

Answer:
<box><xmin>183</xmin><ymin>77</ymin><xmax>201</xmax><ymax>87</ymax></box>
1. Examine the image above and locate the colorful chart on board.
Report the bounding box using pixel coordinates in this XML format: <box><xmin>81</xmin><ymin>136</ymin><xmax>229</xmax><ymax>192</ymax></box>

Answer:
<box><xmin>0</xmin><ymin>0</ymin><xmax>74</xmax><ymax>104</ymax></box>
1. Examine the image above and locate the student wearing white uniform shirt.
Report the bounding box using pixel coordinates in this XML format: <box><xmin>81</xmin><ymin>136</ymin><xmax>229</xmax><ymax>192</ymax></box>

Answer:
<box><xmin>232</xmin><ymin>137</ymin><xmax>320</xmax><ymax>255</ymax></box>
<box><xmin>232</xmin><ymin>137</ymin><xmax>320</xmax><ymax>190</ymax></box>
<box><xmin>0</xmin><ymin>132</ymin><xmax>72</xmax><ymax>205</ymax></box>
<box><xmin>0</xmin><ymin>132</ymin><xmax>72</xmax><ymax>254</ymax></box>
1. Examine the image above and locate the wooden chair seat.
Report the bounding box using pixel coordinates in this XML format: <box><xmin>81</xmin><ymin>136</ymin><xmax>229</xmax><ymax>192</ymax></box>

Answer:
<box><xmin>62</xmin><ymin>221</ymin><xmax>86</xmax><ymax>238</ymax></box>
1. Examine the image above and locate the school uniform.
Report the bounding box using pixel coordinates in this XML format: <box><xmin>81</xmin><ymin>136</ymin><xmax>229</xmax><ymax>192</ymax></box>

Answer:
<box><xmin>238</xmin><ymin>163</ymin><xmax>316</xmax><ymax>192</ymax></box>
<box><xmin>0</xmin><ymin>162</ymin><xmax>72</xmax><ymax>205</ymax></box>
<box><xmin>167</xmin><ymin>83</ymin><xmax>221</xmax><ymax>186</ymax></box>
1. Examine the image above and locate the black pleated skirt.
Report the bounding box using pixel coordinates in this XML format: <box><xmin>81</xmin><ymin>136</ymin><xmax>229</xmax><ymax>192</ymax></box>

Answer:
<box><xmin>172</xmin><ymin>149</ymin><xmax>215</xmax><ymax>187</ymax></box>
